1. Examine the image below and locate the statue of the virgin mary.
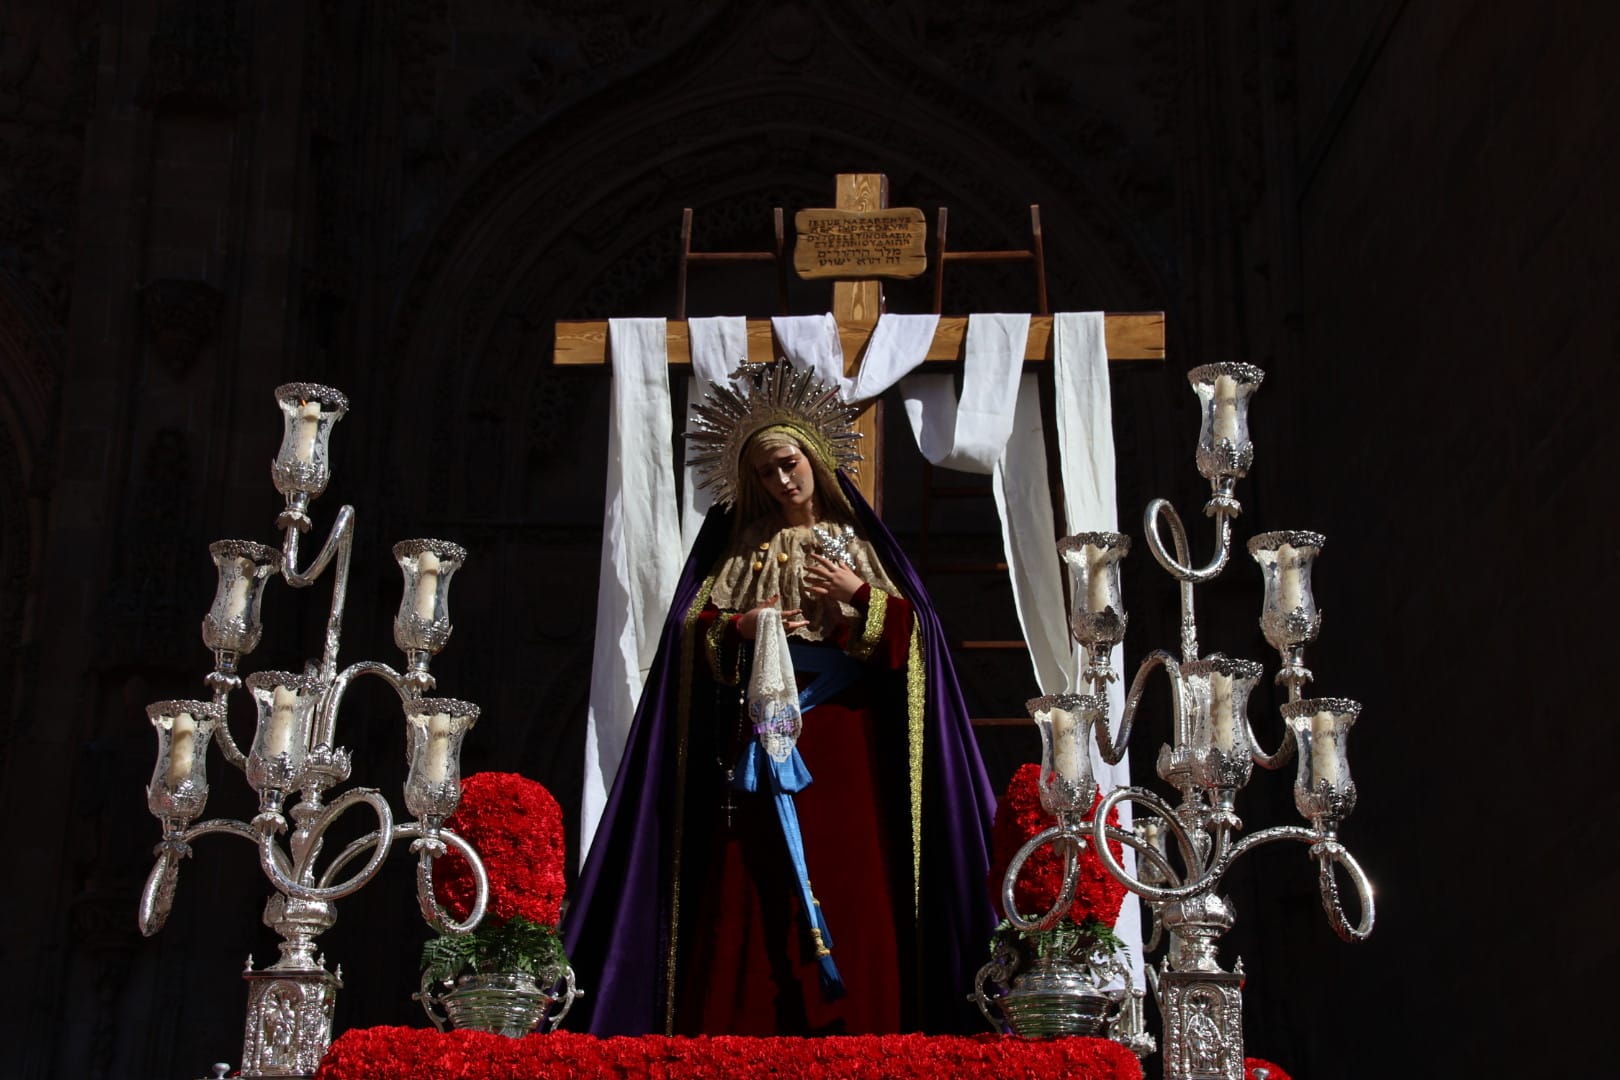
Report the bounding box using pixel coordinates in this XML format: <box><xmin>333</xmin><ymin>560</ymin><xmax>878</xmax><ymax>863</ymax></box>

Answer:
<box><xmin>563</xmin><ymin>360</ymin><xmax>998</xmax><ymax>1037</ymax></box>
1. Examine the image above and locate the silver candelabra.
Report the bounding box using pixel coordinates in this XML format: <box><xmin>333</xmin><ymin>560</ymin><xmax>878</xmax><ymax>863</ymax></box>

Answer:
<box><xmin>137</xmin><ymin>382</ymin><xmax>491</xmax><ymax>1078</ymax></box>
<box><xmin>1000</xmin><ymin>363</ymin><xmax>1375</xmax><ymax>1079</ymax></box>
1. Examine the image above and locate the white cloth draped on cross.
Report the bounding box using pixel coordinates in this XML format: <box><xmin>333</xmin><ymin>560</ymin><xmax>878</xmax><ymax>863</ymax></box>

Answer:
<box><xmin>582</xmin><ymin>311</ymin><xmax>1140</xmax><ymax>987</ymax></box>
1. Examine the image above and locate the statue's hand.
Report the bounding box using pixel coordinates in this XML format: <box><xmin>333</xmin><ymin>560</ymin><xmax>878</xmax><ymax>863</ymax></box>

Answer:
<box><xmin>736</xmin><ymin>596</ymin><xmax>808</xmax><ymax>639</ymax></box>
<box><xmin>804</xmin><ymin>553</ymin><xmax>862</xmax><ymax>604</ymax></box>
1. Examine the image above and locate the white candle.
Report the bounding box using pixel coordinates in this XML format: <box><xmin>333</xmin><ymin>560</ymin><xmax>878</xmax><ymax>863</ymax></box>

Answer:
<box><xmin>1083</xmin><ymin>543</ymin><xmax>1111</xmax><ymax>613</ymax></box>
<box><xmin>294</xmin><ymin>401</ymin><xmax>322</xmax><ymax>465</ymax></box>
<box><xmin>414</xmin><ymin>551</ymin><xmax>441</xmax><ymax>621</ymax></box>
<box><xmin>167</xmin><ymin>712</ymin><xmax>197</xmax><ymax>787</ymax></box>
<box><xmin>1277</xmin><ymin>543</ymin><xmax>1303</xmax><ymax>611</ymax></box>
<box><xmin>223</xmin><ymin>557</ymin><xmax>254</xmax><ymax>622</ymax></box>
<box><xmin>1050</xmin><ymin>707</ymin><xmax>1082</xmax><ymax>782</ymax></box>
<box><xmin>1310</xmin><ymin>710</ymin><xmax>1340</xmax><ymax>787</ymax></box>
<box><xmin>267</xmin><ymin>686</ymin><xmax>297</xmax><ymax>757</ymax></box>
<box><xmin>1218</xmin><ymin>372</ymin><xmax>1237</xmax><ymax>440</ymax></box>
<box><xmin>1209</xmin><ymin>671</ymin><xmax>1235</xmax><ymax>751</ymax></box>
<box><xmin>423</xmin><ymin>712</ymin><xmax>453</xmax><ymax>784</ymax></box>
<box><xmin>1140</xmin><ymin>819</ymin><xmax>1162</xmax><ymax>852</ymax></box>
<box><xmin>1212</xmin><ymin>374</ymin><xmax>1239</xmax><ymax>442</ymax></box>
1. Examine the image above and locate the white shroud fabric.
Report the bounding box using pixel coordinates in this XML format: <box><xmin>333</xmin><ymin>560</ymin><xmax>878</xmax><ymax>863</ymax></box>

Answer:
<box><xmin>899</xmin><ymin>311</ymin><xmax>1141</xmax><ymax>988</ymax></box>
<box><xmin>580</xmin><ymin>319</ymin><xmax>682</xmax><ymax>863</ymax></box>
<box><xmin>1051</xmin><ymin>312</ymin><xmax>1142</xmax><ymax>991</ymax></box>
<box><xmin>772</xmin><ymin>312</ymin><xmax>940</xmax><ymax>402</ymax></box>
<box><xmin>771</xmin><ymin>314</ymin><xmax>847</xmax><ymax>391</ymax></box>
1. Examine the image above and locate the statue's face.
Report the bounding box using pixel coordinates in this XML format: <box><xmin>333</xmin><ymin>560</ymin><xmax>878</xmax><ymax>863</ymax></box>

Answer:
<box><xmin>749</xmin><ymin>438</ymin><xmax>815</xmax><ymax>515</ymax></box>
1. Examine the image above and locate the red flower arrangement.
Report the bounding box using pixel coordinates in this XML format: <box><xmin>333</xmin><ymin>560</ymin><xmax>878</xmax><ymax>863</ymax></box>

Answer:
<box><xmin>987</xmin><ymin>763</ymin><xmax>1127</xmax><ymax>927</ymax></box>
<box><xmin>421</xmin><ymin>772</ymin><xmax>570</xmax><ymax>992</ymax></box>
<box><xmin>1245</xmin><ymin>1057</ymin><xmax>1293</xmax><ymax>1080</ymax></box>
<box><xmin>434</xmin><ymin>771</ymin><xmax>566</xmax><ymax>928</ymax></box>
<box><xmin>316</xmin><ymin>1027</ymin><xmax>1145</xmax><ymax>1080</ymax></box>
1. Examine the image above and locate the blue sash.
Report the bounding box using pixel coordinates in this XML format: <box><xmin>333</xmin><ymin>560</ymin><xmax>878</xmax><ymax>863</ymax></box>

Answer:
<box><xmin>730</xmin><ymin>641</ymin><xmax>863</xmax><ymax>1001</ymax></box>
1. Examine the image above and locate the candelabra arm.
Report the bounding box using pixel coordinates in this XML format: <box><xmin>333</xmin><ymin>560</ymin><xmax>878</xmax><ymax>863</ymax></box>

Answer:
<box><xmin>1243</xmin><ymin>706</ymin><xmax>1298</xmax><ymax>771</ymax></box>
<box><xmin>317</xmin><ymin>823</ymin><xmax>415</xmax><ymax>889</ymax></box>
<box><xmin>1103</xmin><ymin>650</ymin><xmax>1184</xmax><ymax>764</ymax></box>
<box><xmin>1219</xmin><ymin>826</ymin><xmax>1374</xmax><ymax>940</ymax></box>
<box><xmin>406</xmin><ymin>823</ymin><xmax>489</xmax><ymax>935</ymax></box>
<box><xmin>257</xmin><ymin>787</ymin><xmax>394</xmax><ymax>902</ymax></box>
<box><xmin>1314</xmin><ymin>840</ymin><xmax>1375</xmax><ymax>942</ymax></box>
<box><xmin>281</xmin><ymin>504</ymin><xmax>356</xmax><ymax>681</ymax></box>
<box><xmin>316</xmin><ymin>660</ymin><xmax>410</xmax><ymax>749</ymax></box>
<box><xmin>209</xmin><ymin>698</ymin><xmax>249</xmax><ymax>772</ymax></box>
<box><xmin>1144</xmin><ymin>498</ymin><xmax>1234</xmax><ymax>585</ymax></box>
<box><xmin>1091</xmin><ymin>786</ymin><xmax>1231</xmax><ymax>903</ymax></box>
<box><xmin>1000</xmin><ymin>824</ymin><xmax>1084</xmax><ymax>934</ymax></box>
<box><xmin>1097</xmin><ymin>823</ymin><xmax>1180</xmax><ymax>885</ymax></box>
<box><xmin>138</xmin><ymin>843</ymin><xmax>186</xmax><ymax>937</ymax></box>
<box><xmin>184</xmin><ymin>816</ymin><xmax>277</xmax><ymax>849</ymax></box>
<box><xmin>1222</xmin><ymin>823</ymin><xmax>1319</xmax><ymax>862</ymax></box>
<box><xmin>139</xmin><ymin>817</ymin><xmax>290</xmax><ymax>936</ymax></box>
<box><xmin>317</xmin><ymin>822</ymin><xmax>489</xmax><ymax>936</ymax></box>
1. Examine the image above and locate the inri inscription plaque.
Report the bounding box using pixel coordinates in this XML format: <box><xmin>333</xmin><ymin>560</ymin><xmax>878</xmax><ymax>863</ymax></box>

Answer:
<box><xmin>792</xmin><ymin>207</ymin><xmax>928</xmax><ymax>280</ymax></box>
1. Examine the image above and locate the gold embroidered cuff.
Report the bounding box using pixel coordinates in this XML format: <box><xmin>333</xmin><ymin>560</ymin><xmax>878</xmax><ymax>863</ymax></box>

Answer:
<box><xmin>849</xmin><ymin>586</ymin><xmax>889</xmax><ymax>662</ymax></box>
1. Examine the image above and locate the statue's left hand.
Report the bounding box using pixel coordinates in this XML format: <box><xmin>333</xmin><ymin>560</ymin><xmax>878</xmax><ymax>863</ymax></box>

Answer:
<box><xmin>804</xmin><ymin>553</ymin><xmax>862</xmax><ymax>604</ymax></box>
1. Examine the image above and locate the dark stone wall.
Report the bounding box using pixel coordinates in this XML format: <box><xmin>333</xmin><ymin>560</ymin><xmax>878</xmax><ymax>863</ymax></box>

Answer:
<box><xmin>0</xmin><ymin>1</ymin><xmax>1607</xmax><ymax>1076</ymax></box>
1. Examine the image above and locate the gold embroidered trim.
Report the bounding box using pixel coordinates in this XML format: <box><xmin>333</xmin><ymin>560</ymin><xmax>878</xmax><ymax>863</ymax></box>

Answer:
<box><xmin>849</xmin><ymin>586</ymin><xmax>888</xmax><ymax>662</ymax></box>
<box><xmin>907</xmin><ymin>614</ymin><xmax>925</xmax><ymax>919</ymax></box>
<box><xmin>665</xmin><ymin>573</ymin><xmax>716</xmax><ymax>1035</ymax></box>
<box><xmin>810</xmin><ymin>927</ymin><xmax>831</xmax><ymax>958</ymax></box>
<box><xmin>703</xmin><ymin>607</ymin><xmax>743</xmax><ymax>686</ymax></box>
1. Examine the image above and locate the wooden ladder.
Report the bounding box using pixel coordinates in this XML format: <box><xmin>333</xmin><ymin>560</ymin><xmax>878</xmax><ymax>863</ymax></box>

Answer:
<box><xmin>675</xmin><ymin>206</ymin><xmax>791</xmax><ymax>318</ymax></box>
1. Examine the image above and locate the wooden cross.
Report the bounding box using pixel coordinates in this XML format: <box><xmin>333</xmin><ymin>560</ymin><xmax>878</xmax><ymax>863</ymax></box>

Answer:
<box><xmin>553</xmin><ymin>173</ymin><xmax>1166</xmax><ymax>511</ymax></box>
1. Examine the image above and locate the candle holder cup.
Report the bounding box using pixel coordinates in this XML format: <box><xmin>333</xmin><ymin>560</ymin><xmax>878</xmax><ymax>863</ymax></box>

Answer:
<box><xmin>1027</xmin><ymin>693</ymin><xmax>1105</xmax><ymax>818</ymax></box>
<box><xmin>1188</xmin><ymin>363</ymin><xmax>1263</xmax><ymax>488</ymax></box>
<box><xmin>244</xmin><ymin>671</ymin><xmax>323</xmax><ymax>794</ymax></box>
<box><xmin>1058</xmin><ymin>533</ymin><xmax>1130</xmax><ymax>678</ymax></box>
<box><xmin>403</xmin><ymin>699</ymin><xmax>480</xmax><ymax>821</ymax></box>
<box><xmin>1248</xmin><ymin>531</ymin><xmax>1325</xmax><ymax>692</ymax></box>
<box><xmin>1179</xmin><ymin>657</ymin><xmax>1264</xmax><ymax>806</ymax></box>
<box><xmin>393</xmin><ymin>540</ymin><xmax>468</xmax><ymax>657</ymax></box>
<box><xmin>1283</xmin><ymin>698</ymin><xmax>1360</xmax><ymax>830</ymax></box>
<box><xmin>202</xmin><ymin>540</ymin><xmax>284</xmax><ymax>658</ymax></box>
<box><xmin>146</xmin><ymin>700</ymin><xmax>224</xmax><ymax>827</ymax></box>
<box><xmin>271</xmin><ymin>383</ymin><xmax>349</xmax><ymax>513</ymax></box>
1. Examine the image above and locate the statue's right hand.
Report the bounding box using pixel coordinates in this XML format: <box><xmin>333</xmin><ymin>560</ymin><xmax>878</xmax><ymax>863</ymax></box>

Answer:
<box><xmin>736</xmin><ymin>596</ymin><xmax>807</xmax><ymax>639</ymax></box>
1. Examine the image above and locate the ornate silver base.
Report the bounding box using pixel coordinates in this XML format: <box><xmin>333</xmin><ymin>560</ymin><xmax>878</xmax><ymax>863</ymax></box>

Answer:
<box><xmin>1159</xmin><ymin>968</ymin><xmax>1243</xmax><ymax>1080</ymax></box>
<box><xmin>240</xmin><ymin>966</ymin><xmax>341</xmax><ymax>1078</ymax></box>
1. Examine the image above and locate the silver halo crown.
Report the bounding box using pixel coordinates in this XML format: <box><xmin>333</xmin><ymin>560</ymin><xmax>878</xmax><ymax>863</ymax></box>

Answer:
<box><xmin>685</xmin><ymin>359</ymin><xmax>863</xmax><ymax>510</ymax></box>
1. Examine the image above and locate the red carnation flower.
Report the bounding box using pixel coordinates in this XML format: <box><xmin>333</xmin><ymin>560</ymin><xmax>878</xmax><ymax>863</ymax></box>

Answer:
<box><xmin>987</xmin><ymin>762</ymin><xmax>1128</xmax><ymax>926</ymax></box>
<box><xmin>432</xmin><ymin>771</ymin><xmax>567</xmax><ymax>929</ymax></box>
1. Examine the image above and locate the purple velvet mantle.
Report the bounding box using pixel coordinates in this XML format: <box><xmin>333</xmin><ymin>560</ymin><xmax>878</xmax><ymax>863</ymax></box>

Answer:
<box><xmin>561</xmin><ymin>476</ymin><xmax>998</xmax><ymax>1035</ymax></box>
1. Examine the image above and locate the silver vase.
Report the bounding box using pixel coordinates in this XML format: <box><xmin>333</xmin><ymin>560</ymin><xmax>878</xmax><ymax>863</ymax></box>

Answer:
<box><xmin>418</xmin><ymin>964</ymin><xmax>581</xmax><ymax>1037</ymax></box>
<box><xmin>439</xmin><ymin>972</ymin><xmax>548</xmax><ymax>1037</ymax></box>
<box><xmin>997</xmin><ymin>956</ymin><xmax>1117</xmax><ymax>1038</ymax></box>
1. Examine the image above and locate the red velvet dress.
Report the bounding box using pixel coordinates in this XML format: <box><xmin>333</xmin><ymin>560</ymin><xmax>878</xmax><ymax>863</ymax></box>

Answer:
<box><xmin>674</xmin><ymin>583</ymin><xmax>916</xmax><ymax>1036</ymax></box>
